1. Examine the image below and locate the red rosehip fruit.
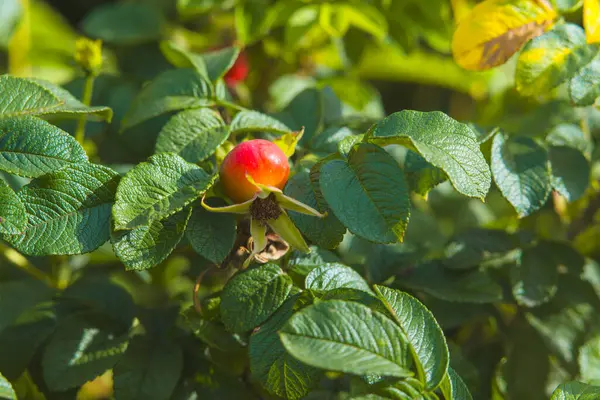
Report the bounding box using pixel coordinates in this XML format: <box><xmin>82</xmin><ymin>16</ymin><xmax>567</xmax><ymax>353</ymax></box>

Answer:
<box><xmin>224</xmin><ymin>51</ymin><xmax>249</xmax><ymax>86</ymax></box>
<box><xmin>219</xmin><ymin>139</ymin><xmax>290</xmax><ymax>203</ymax></box>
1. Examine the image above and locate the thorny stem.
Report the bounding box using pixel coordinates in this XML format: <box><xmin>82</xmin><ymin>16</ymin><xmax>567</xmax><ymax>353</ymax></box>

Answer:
<box><xmin>75</xmin><ymin>74</ymin><xmax>95</xmax><ymax>145</ymax></box>
<box><xmin>0</xmin><ymin>243</ymin><xmax>55</xmax><ymax>288</ymax></box>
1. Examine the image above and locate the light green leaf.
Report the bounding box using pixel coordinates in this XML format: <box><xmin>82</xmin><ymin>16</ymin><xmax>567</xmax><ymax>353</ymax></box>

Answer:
<box><xmin>284</xmin><ymin>171</ymin><xmax>345</xmax><ymax>249</ymax></box>
<box><xmin>0</xmin><ymin>0</ymin><xmax>22</xmax><ymax>50</ymax></box>
<box><xmin>0</xmin><ymin>279</ymin><xmax>54</xmax><ymax>333</ymax></box>
<box><xmin>220</xmin><ymin>263</ymin><xmax>293</xmax><ymax>333</ymax></box>
<box><xmin>305</xmin><ymin>263</ymin><xmax>372</xmax><ymax>294</ymax></box>
<box><xmin>279</xmin><ymin>300</ymin><xmax>413</xmax><ymax>378</ymax></box>
<box><xmin>515</xmin><ymin>23</ymin><xmax>596</xmax><ymax>96</ymax></box>
<box><xmin>155</xmin><ymin>108</ymin><xmax>229</xmax><ymax>163</ymax></box>
<box><xmin>82</xmin><ymin>2</ymin><xmax>163</xmax><ymax>45</ymax></box>
<box><xmin>569</xmin><ymin>51</ymin><xmax>600</xmax><ymax>105</ymax></box>
<box><xmin>0</xmin><ymin>372</ymin><xmax>16</xmax><ymax>400</ymax></box>
<box><xmin>42</xmin><ymin>316</ymin><xmax>129</xmax><ymax>391</ymax></box>
<box><xmin>319</xmin><ymin>143</ymin><xmax>410</xmax><ymax>243</ymax></box>
<box><xmin>579</xmin><ymin>336</ymin><xmax>600</xmax><ymax>384</ymax></box>
<box><xmin>249</xmin><ymin>296</ymin><xmax>319</xmax><ymax>400</ymax></box>
<box><xmin>366</xmin><ymin>111</ymin><xmax>491</xmax><ymax>199</ymax></box>
<box><xmin>0</xmin><ymin>179</ymin><xmax>26</xmax><ymax>234</ymax></box>
<box><xmin>235</xmin><ymin>0</ymin><xmax>270</xmax><ymax>46</ymax></box>
<box><xmin>6</xmin><ymin>163</ymin><xmax>119</xmax><ymax>256</ymax></box>
<box><xmin>186</xmin><ymin>200</ymin><xmax>236</xmax><ymax>264</ymax></box>
<box><xmin>549</xmin><ymin>146</ymin><xmax>590</xmax><ymax>202</ymax></box>
<box><xmin>113</xmin><ymin>336</ymin><xmax>182</xmax><ymax>400</ymax></box>
<box><xmin>0</xmin><ymin>116</ymin><xmax>88</xmax><ymax>178</ymax></box>
<box><xmin>230</xmin><ymin>110</ymin><xmax>291</xmax><ymax>135</ymax></box>
<box><xmin>550</xmin><ymin>381</ymin><xmax>600</xmax><ymax>399</ymax></box>
<box><xmin>374</xmin><ymin>286</ymin><xmax>449</xmax><ymax>391</ymax></box>
<box><xmin>0</xmin><ymin>76</ymin><xmax>111</xmax><ymax>120</ymax></box>
<box><xmin>112</xmin><ymin>153</ymin><xmax>213</xmax><ymax>230</ymax></box>
<box><xmin>122</xmin><ymin>69</ymin><xmax>213</xmax><ymax>130</ymax></box>
<box><xmin>111</xmin><ymin>207</ymin><xmax>191</xmax><ymax>271</ymax></box>
<box><xmin>439</xmin><ymin>367</ymin><xmax>473</xmax><ymax>400</ymax></box>
<box><xmin>160</xmin><ymin>40</ymin><xmax>209</xmax><ymax>79</ymax></box>
<box><xmin>491</xmin><ymin>133</ymin><xmax>551</xmax><ymax>217</ymax></box>
<box><xmin>511</xmin><ymin>243</ymin><xmax>558</xmax><ymax>307</ymax></box>
<box><xmin>401</xmin><ymin>262</ymin><xmax>503</xmax><ymax>303</ymax></box>
<box><xmin>203</xmin><ymin>46</ymin><xmax>241</xmax><ymax>82</ymax></box>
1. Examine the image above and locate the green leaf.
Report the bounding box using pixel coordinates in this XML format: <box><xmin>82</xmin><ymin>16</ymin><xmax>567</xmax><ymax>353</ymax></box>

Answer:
<box><xmin>305</xmin><ymin>263</ymin><xmax>372</xmax><ymax>294</ymax></box>
<box><xmin>551</xmin><ymin>381</ymin><xmax>600</xmax><ymax>399</ymax></box>
<box><xmin>42</xmin><ymin>316</ymin><xmax>129</xmax><ymax>391</ymax></box>
<box><xmin>284</xmin><ymin>171</ymin><xmax>346</xmax><ymax>249</ymax></box>
<box><xmin>443</xmin><ymin>228</ymin><xmax>516</xmax><ymax>270</ymax></box>
<box><xmin>112</xmin><ymin>153</ymin><xmax>213</xmax><ymax>230</ymax></box>
<box><xmin>404</xmin><ymin>151</ymin><xmax>447</xmax><ymax>196</ymax></box>
<box><xmin>439</xmin><ymin>367</ymin><xmax>473</xmax><ymax>400</ymax></box>
<box><xmin>366</xmin><ymin>111</ymin><xmax>491</xmax><ymax>199</ymax></box>
<box><xmin>279</xmin><ymin>300</ymin><xmax>413</xmax><ymax>378</ymax></box>
<box><xmin>5</xmin><ymin>163</ymin><xmax>119</xmax><ymax>256</ymax></box>
<box><xmin>156</xmin><ymin>108</ymin><xmax>229</xmax><ymax>163</ymax></box>
<box><xmin>284</xmin><ymin>88</ymin><xmax>323</xmax><ymax>145</ymax></box>
<box><xmin>249</xmin><ymin>296</ymin><xmax>320</xmax><ymax>400</ymax></box>
<box><xmin>186</xmin><ymin>200</ymin><xmax>236</xmax><ymax>264</ymax></box>
<box><xmin>0</xmin><ymin>116</ymin><xmax>87</xmax><ymax>178</ymax></box>
<box><xmin>319</xmin><ymin>143</ymin><xmax>410</xmax><ymax>243</ymax></box>
<box><xmin>546</xmin><ymin>124</ymin><xmax>591</xmax><ymax>155</ymax></box>
<box><xmin>220</xmin><ymin>263</ymin><xmax>293</xmax><ymax>333</ymax></box>
<box><xmin>184</xmin><ymin>311</ymin><xmax>242</xmax><ymax>351</ymax></box>
<box><xmin>569</xmin><ymin>52</ymin><xmax>600</xmax><ymax>106</ymax></box>
<box><xmin>112</xmin><ymin>207</ymin><xmax>191</xmax><ymax>271</ymax></box>
<box><xmin>122</xmin><ymin>69</ymin><xmax>213</xmax><ymax>130</ymax></box>
<box><xmin>0</xmin><ymin>179</ymin><xmax>26</xmax><ymax>234</ymax></box>
<box><xmin>511</xmin><ymin>243</ymin><xmax>558</xmax><ymax>307</ymax></box>
<box><xmin>0</xmin><ymin>279</ymin><xmax>54</xmax><ymax>333</ymax></box>
<box><xmin>549</xmin><ymin>146</ymin><xmax>590</xmax><ymax>202</ymax></box>
<box><xmin>515</xmin><ymin>23</ymin><xmax>596</xmax><ymax>96</ymax></box>
<box><xmin>491</xmin><ymin>133</ymin><xmax>551</xmax><ymax>217</ymax></box>
<box><xmin>235</xmin><ymin>0</ymin><xmax>270</xmax><ymax>46</ymax></box>
<box><xmin>82</xmin><ymin>2</ymin><xmax>163</xmax><ymax>45</ymax></box>
<box><xmin>0</xmin><ymin>372</ymin><xmax>16</xmax><ymax>400</ymax></box>
<box><xmin>160</xmin><ymin>41</ymin><xmax>209</xmax><ymax>79</ymax></box>
<box><xmin>579</xmin><ymin>336</ymin><xmax>600</xmax><ymax>384</ymax></box>
<box><xmin>230</xmin><ymin>110</ymin><xmax>291</xmax><ymax>135</ymax></box>
<box><xmin>401</xmin><ymin>262</ymin><xmax>503</xmax><ymax>303</ymax></box>
<box><xmin>0</xmin><ymin>76</ymin><xmax>111</xmax><ymax>120</ymax></box>
<box><xmin>203</xmin><ymin>46</ymin><xmax>241</xmax><ymax>82</ymax></box>
<box><xmin>113</xmin><ymin>337</ymin><xmax>183</xmax><ymax>400</ymax></box>
<box><xmin>0</xmin><ymin>0</ymin><xmax>22</xmax><ymax>50</ymax></box>
<box><xmin>374</xmin><ymin>286</ymin><xmax>449</xmax><ymax>391</ymax></box>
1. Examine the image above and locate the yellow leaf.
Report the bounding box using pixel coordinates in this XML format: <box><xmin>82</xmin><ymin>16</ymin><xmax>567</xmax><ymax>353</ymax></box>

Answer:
<box><xmin>584</xmin><ymin>0</ymin><xmax>600</xmax><ymax>43</ymax></box>
<box><xmin>273</xmin><ymin>128</ymin><xmax>304</xmax><ymax>157</ymax></box>
<box><xmin>452</xmin><ymin>0</ymin><xmax>557</xmax><ymax>71</ymax></box>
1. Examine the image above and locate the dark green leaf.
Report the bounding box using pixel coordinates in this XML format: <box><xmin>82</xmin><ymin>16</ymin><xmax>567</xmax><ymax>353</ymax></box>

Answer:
<box><xmin>186</xmin><ymin>200</ymin><xmax>236</xmax><ymax>264</ymax></box>
<box><xmin>82</xmin><ymin>2</ymin><xmax>163</xmax><ymax>45</ymax></box>
<box><xmin>546</xmin><ymin>124</ymin><xmax>591</xmax><ymax>155</ymax></box>
<box><xmin>220</xmin><ymin>263</ymin><xmax>293</xmax><ymax>333</ymax></box>
<box><xmin>569</xmin><ymin>53</ymin><xmax>600</xmax><ymax>106</ymax></box>
<box><xmin>305</xmin><ymin>263</ymin><xmax>372</xmax><ymax>294</ymax></box>
<box><xmin>404</xmin><ymin>151</ymin><xmax>447</xmax><ymax>196</ymax></box>
<box><xmin>549</xmin><ymin>146</ymin><xmax>590</xmax><ymax>202</ymax></box>
<box><xmin>249</xmin><ymin>296</ymin><xmax>319</xmax><ymax>399</ymax></box>
<box><xmin>112</xmin><ymin>153</ymin><xmax>213</xmax><ymax>230</ymax></box>
<box><xmin>5</xmin><ymin>163</ymin><xmax>119</xmax><ymax>256</ymax></box>
<box><xmin>0</xmin><ymin>279</ymin><xmax>54</xmax><ymax>333</ymax></box>
<box><xmin>491</xmin><ymin>133</ymin><xmax>551</xmax><ymax>217</ymax></box>
<box><xmin>374</xmin><ymin>286</ymin><xmax>449</xmax><ymax>390</ymax></box>
<box><xmin>0</xmin><ymin>116</ymin><xmax>87</xmax><ymax>178</ymax></box>
<box><xmin>230</xmin><ymin>110</ymin><xmax>291</xmax><ymax>135</ymax></box>
<box><xmin>551</xmin><ymin>381</ymin><xmax>600</xmax><ymax>399</ymax></box>
<box><xmin>0</xmin><ymin>179</ymin><xmax>26</xmax><ymax>234</ymax></box>
<box><xmin>122</xmin><ymin>69</ymin><xmax>213</xmax><ymax>130</ymax></box>
<box><xmin>512</xmin><ymin>243</ymin><xmax>558</xmax><ymax>307</ymax></box>
<box><xmin>443</xmin><ymin>228</ymin><xmax>516</xmax><ymax>270</ymax></box>
<box><xmin>284</xmin><ymin>88</ymin><xmax>323</xmax><ymax>145</ymax></box>
<box><xmin>280</xmin><ymin>300</ymin><xmax>413</xmax><ymax>378</ymax></box>
<box><xmin>367</xmin><ymin>111</ymin><xmax>491</xmax><ymax>199</ymax></box>
<box><xmin>113</xmin><ymin>337</ymin><xmax>183</xmax><ymax>400</ymax></box>
<box><xmin>319</xmin><ymin>143</ymin><xmax>411</xmax><ymax>243</ymax></box>
<box><xmin>160</xmin><ymin>41</ymin><xmax>209</xmax><ymax>79</ymax></box>
<box><xmin>185</xmin><ymin>311</ymin><xmax>242</xmax><ymax>351</ymax></box>
<box><xmin>155</xmin><ymin>108</ymin><xmax>229</xmax><ymax>163</ymax></box>
<box><xmin>42</xmin><ymin>316</ymin><xmax>129</xmax><ymax>391</ymax></box>
<box><xmin>203</xmin><ymin>46</ymin><xmax>241</xmax><ymax>82</ymax></box>
<box><xmin>112</xmin><ymin>207</ymin><xmax>192</xmax><ymax>271</ymax></box>
<box><xmin>284</xmin><ymin>171</ymin><xmax>345</xmax><ymax>249</ymax></box>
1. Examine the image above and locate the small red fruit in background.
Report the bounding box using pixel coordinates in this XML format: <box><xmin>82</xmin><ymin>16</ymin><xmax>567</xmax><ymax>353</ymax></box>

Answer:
<box><xmin>219</xmin><ymin>139</ymin><xmax>290</xmax><ymax>203</ymax></box>
<box><xmin>224</xmin><ymin>51</ymin><xmax>249</xmax><ymax>86</ymax></box>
